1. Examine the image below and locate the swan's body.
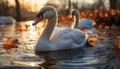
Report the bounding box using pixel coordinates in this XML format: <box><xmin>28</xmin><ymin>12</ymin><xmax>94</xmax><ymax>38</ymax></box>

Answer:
<box><xmin>33</xmin><ymin>6</ymin><xmax>88</xmax><ymax>52</ymax></box>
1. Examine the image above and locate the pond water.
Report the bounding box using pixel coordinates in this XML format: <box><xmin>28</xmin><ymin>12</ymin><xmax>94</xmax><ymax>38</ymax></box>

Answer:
<box><xmin>0</xmin><ymin>21</ymin><xmax>120</xmax><ymax>69</ymax></box>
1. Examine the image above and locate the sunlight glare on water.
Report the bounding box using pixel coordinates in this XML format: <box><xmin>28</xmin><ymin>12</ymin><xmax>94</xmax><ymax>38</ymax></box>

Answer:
<box><xmin>27</xmin><ymin>20</ymin><xmax>36</xmax><ymax>35</ymax></box>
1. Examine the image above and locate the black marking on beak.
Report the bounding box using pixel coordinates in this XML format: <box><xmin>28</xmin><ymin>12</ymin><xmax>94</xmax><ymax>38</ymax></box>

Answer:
<box><xmin>36</xmin><ymin>10</ymin><xmax>46</xmax><ymax>17</ymax></box>
<box><xmin>72</xmin><ymin>11</ymin><xmax>75</xmax><ymax>16</ymax></box>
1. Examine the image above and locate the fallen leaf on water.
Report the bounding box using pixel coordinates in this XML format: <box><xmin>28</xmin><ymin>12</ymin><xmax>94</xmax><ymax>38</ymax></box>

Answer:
<box><xmin>3</xmin><ymin>37</ymin><xmax>19</xmax><ymax>54</ymax></box>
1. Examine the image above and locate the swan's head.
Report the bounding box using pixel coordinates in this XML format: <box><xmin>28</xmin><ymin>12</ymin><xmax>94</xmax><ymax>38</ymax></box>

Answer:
<box><xmin>71</xmin><ymin>9</ymin><xmax>79</xmax><ymax>19</ymax></box>
<box><xmin>32</xmin><ymin>6</ymin><xmax>57</xmax><ymax>26</ymax></box>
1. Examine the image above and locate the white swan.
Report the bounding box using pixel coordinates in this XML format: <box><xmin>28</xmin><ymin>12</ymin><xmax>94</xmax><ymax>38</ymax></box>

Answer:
<box><xmin>71</xmin><ymin>9</ymin><xmax>97</xmax><ymax>47</ymax></box>
<box><xmin>71</xmin><ymin>9</ymin><xmax>95</xmax><ymax>31</ymax></box>
<box><xmin>32</xmin><ymin>6</ymin><xmax>87</xmax><ymax>52</ymax></box>
<box><xmin>71</xmin><ymin>10</ymin><xmax>95</xmax><ymax>38</ymax></box>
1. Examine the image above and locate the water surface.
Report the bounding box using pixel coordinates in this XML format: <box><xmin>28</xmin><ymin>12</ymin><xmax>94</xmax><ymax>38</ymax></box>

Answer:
<box><xmin>0</xmin><ymin>21</ymin><xmax>120</xmax><ymax>69</ymax></box>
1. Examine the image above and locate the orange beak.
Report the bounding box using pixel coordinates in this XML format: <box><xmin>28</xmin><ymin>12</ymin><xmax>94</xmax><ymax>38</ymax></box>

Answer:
<box><xmin>32</xmin><ymin>16</ymin><xmax>43</xmax><ymax>26</ymax></box>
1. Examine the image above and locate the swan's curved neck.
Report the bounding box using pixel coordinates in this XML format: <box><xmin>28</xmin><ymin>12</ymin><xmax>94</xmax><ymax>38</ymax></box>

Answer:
<box><xmin>72</xmin><ymin>14</ymin><xmax>79</xmax><ymax>29</ymax></box>
<box><xmin>41</xmin><ymin>13</ymin><xmax>58</xmax><ymax>40</ymax></box>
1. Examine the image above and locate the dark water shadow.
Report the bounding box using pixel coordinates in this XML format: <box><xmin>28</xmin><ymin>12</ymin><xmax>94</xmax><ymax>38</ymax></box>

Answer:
<box><xmin>36</xmin><ymin>47</ymin><xmax>85</xmax><ymax>60</ymax></box>
<box><xmin>36</xmin><ymin>47</ymin><xmax>85</xmax><ymax>69</ymax></box>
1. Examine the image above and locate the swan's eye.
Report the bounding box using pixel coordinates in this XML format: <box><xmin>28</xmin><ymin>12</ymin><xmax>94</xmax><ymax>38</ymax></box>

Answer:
<box><xmin>36</xmin><ymin>10</ymin><xmax>46</xmax><ymax>17</ymax></box>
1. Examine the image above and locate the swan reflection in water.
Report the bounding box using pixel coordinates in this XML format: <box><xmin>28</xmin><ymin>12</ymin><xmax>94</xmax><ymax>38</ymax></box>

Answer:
<box><xmin>36</xmin><ymin>47</ymin><xmax>85</xmax><ymax>69</ymax></box>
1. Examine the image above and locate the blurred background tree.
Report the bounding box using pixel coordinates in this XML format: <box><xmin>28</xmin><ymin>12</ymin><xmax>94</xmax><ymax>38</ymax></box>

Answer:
<box><xmin>0</xmin><ymin>0</ymin><xmax>120</xmax><ymax>21</ymax></box>
<box><xmin>0</xmin><ymin>0</ymin><xmax>10</xmax><ymax>16</ymax></box>
<box><xmin>15</xmin><ymin>0</ymin><xmax>22</xmax><ymax>21</ymax></box>
<box><xmin>109</xmin><ymin>0</ymin><xmax>117</xmax><ymax>9</ymax></box>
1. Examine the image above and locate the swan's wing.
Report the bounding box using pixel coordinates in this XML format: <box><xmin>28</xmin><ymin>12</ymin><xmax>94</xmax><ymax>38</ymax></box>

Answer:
<box><xmin>51</xmin><ymin>30</ymin><xmax>86</xmax><ymax>50</ymax></box>
<box><xmin>50</xmin><ymin>28</ymin><xmax>88</xmax><ymax>50</ymax></box>
<box><xmin>62</xmin><ymin>30</ymin><xmax>85</xmax><ymax>44</ymax></box>
<box><xmin>52</xmin><ymin>30</ymin><xmax>86</xmax><ymax>49</ymax></box>
<box><xmin>50</xmin><ymin>28</ymin><xmax>73</xmax><ymax>41</ymax></box>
